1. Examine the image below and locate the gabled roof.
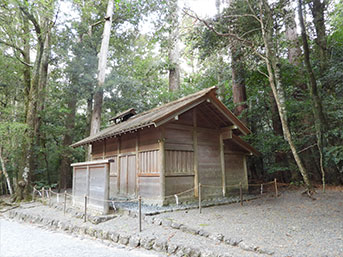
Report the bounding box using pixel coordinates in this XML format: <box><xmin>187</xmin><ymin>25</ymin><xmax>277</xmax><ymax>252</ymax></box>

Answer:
<box><xmin>71</xmin><ymin>87</ymin><xmax>251</xmax><ymax>148</ymax></box>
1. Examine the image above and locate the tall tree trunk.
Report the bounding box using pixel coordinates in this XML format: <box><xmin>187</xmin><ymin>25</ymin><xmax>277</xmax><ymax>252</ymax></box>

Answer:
<box><xmin>89</xmin><ymin>0</ymin><xmax>114</xmax><ymax>137</ymax></box>
<box><xmin>0</xmin><ymin>147</ymin><xmax>13</xmax><ymax>195</ymax></box>
<box><xmin>269</xmin><ymin>91</ymin><xmax>293</xmax><ymax>182</ymax></box>
<box><xmin>59</xmin><ymin>95</ymin><xmax>77</xmax><ymax>190</ymax></box>
<box><xmin>285</xmin><ymin>7</ymin><xmax>302</xmax><ymax>66</ymax></box>
<box><xmin>231</xmin><ymin>47</ymin><xmax>248</xmax><ymax>123</ymax></box>
<box><xmin>17</xmin><ymin>2</ymin><xmax>48</xmax><ymax>200</ymax></box>
<box><xmin>168</xmin><ymin>0</ymin><xmax>180</xmax><ymax>92</ymax></box>
<box><xmin>260</xmin><ymin>0</ymin><xmax>312</xmax><ymax>191</ymax></box>
<box><xmin>309</xmin><ymin>0</ymin><xmax>327</xmax><ymax>72</ymax></box>
<box><xmin>298</xmin><ymin>0</ymin><xmax>327</xmax><ymax>191</ymax></box>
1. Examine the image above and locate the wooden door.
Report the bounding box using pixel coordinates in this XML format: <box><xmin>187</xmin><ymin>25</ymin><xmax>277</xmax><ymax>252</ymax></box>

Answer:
<box><xmin>119</xmin><ymin>156</ymin><xmax>127</xmax><ymax>195</ymax></box>
<box><xmin>119</xmin><ymin>154</ymin><xmax>136</xmax><ymax>196</ymax></box>
<box><xmin>127</xmin><ymin>155</ymin><xmax>136</xmax><ymax>196</ymax></box>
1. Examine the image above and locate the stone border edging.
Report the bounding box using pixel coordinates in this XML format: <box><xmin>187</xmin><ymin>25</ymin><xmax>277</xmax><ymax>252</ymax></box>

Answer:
<box><xmin>143</xmin><ymin>215</ymin><xmax>275</xmax><ymax>256</ymax></box>
<box><xmin>6</xmin><ymin>209</ymin><xmax>224</xmax><ymax>257</ymax></box>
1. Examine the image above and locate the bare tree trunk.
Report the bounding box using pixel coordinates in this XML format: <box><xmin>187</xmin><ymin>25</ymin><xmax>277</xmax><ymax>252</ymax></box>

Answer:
<box><xmin>89</xmin><ymin>0</ymin><xmax>114</xmax><ymax>137</ymax></box>
<box><xmin>0</xmin><ymin>147</ymin><xmax>13</xmax><ymax>195</ymax></box>
<box><xmin>168</xmin><ymin>0</ymin><xmax>180</xmax><ymax>92</ymax></box>
<box><xmin>260</xmin><ymin>0</ymin><xmax>312</xmax><ymax>191</ymax></box>
<box><xmin>298</xmin><ymin>0</ymin><xmax>326</xmax><ymax>192</ymax></box>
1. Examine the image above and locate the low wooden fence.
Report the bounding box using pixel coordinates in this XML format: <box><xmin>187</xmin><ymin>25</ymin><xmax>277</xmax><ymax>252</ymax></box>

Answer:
<box><xmin>32</xmin><ymin>178</ymin><xmax>281</xmax><ymax>232</ymax></box>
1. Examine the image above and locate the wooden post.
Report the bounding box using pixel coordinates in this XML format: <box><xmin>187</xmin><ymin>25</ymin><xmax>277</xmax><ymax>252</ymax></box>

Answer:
<box><xmin>104</xmin><ymin>163</ymin><xmax>109</xmax><ymax>214</ymax></box>
<box><xmin>84</xmin><ymin>195</ymin><xmax>87</xmax><ymax>223</ymax></box>
<box><xmin>219</xmin><ymin>134</ymin><xmax>226</xmax><ymax>197</ymax></box>
<box><xmin>49</xmin><ymin>188</ymin><xmax>52</xmax><ymax>206</ymax></box>
<box><xmin>198</xmin><ymin>183</ymin><xmax>202</xmax><ymax>214</ymax></box>
<box><xmin>32</xmin><ymin>187</ymin><xmax>35</xmax><ymax>201</ymax></box>
<box><xmin>117</xmin><ymin>137</ymin><xmax>121</xmax><ymax>195</ymax></box>
<box><xmin>72</xmin><ymin>167</ymin><xmax>76</xmax><ymax>205</ymax></box>
<box><xmin>64</xmin><ymin>190</ymin><xmax>67</xmax><ymax>215</ymax></box>
<box><xmin>274</xmin><ymin>178</ymin><xmax>278</xmax><ymax>197</ymax></box>
<box><xmin>193</xmin><ymin>109</ymin><xmax>199</xmax><ymax>197</ymax></box>
<box><xmin>239</xmin><ymin>182</ymin><xmax>243</xmax><ymax>206</ymax></box>
<box><xmin>135</xmin><ymin>133</ymin><xmax>140</xmax><ymax>196</ymax></box>
<box><xmin>138</xmin><ymin>195</ymin><xmax>142</xmax><ymax>232</ymax></box>
<box><xmin>42</xmin><ymin>187</ymin><xmax>45</xmax><ymax>203</ymax></box>
<box><xmin>260</xmin><ymin>184</ymin><xmax>263</xmax><ymax>195</ymax></box>
<box><xmin>159</xmin><ymin>127</ymin><xmax>165</xmax><ymax>205</ymax></box>
<box><xmin>86</xmin><ymin>165</ymin><xmax>90</xmax><ymax>200</ymax></box>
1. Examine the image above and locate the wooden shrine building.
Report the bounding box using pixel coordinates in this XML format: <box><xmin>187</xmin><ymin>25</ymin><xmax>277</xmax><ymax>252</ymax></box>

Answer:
<box><xmin>71</xmin><ymin>87</ymin><xmax>258</xmax><ymax>212</ymax></box>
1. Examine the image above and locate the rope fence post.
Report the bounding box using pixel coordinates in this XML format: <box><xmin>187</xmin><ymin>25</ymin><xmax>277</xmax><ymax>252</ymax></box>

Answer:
<box><xmin>239</xmin><ymin>182</ymin><xmax>243</xmax><ymax>206</ymax></box>
<box><xmin>260</xmin><ymin>184</ymin><xmax>263</xmax><ymax>195</ymax></box>
<box><xmin>84</xmin><ymin>195</ymin><xmax>87</xmax><ymax>222</ymax></box>
<box><xmin>274</xmin><ymin>178</ymin><xmax>278</xmax><ymax>197</ymax></box>
<box><xmin>198</xmin><ymin>183</ymin><xmax>202</xmax><ymax>214</ymax></box>
<box><xmin>138</xmin><ymin>196</ymin><xmax>142</xmax><ymax>232</ymax></box>
<box><xmin>49</xmin><ymin>188</ymin><xmax>52</xmax><ymax>206</ymax></box>
<box><xmin>64</xmin><ymin>190</ymin><xmax>67</xmax><ymax>215</ymax></box>
<box><xmin>42</xmin><ymin>187</ymin><xmax>45</xmax><ymax>204</ymax></box>
<box><xmin>32</xmin><ymin>187</ymin><xmax>35</xmax><ymax>202</ymax></box>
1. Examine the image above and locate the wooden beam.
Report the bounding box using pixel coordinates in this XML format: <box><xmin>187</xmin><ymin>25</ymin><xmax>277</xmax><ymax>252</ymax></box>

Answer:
<box><xmin>104</xmin><ymin>163</ymin><xmax>109</xmax><ymax>214</ymax></box>
<box><xmin>243</xmin><ymin>155</ymin><xmax>248</xmax><ymax>190</ymax></box>
<box><xmin>193</xmin><ymin>108</ymin><xmax>199</xmax><ymax>197</ymax></box>
<box><xmin>219</xmin><ymin>134</ymin><xmax>226</xmax><ymax>197</ymax></box>
<box><xmin>135</xmin><ymin>132</ymin><xmax>139</xmax><ymax>196</ymax></box>
<box><xmin>72</xmin><ymin>167</ymin><xmax>76</xmax><ymax>205</ymax></box>
<box><xmin>220</xmin><ymin>127</ymin><xmax>233</xmax><ymax>140</ymax></box>
<box><xmin>103</xmin><ymin>140</ymin><xmax>106</xmax><ymax>159</ymax></box>
<box><xmin>86</xmin><ymin>165</ymin><xmax>90</xmax><ymax>198</ymax></box>
<box><xmin>159</xmin><ymin>127</ymin><xmax>166</xmax><ymax>203</ymax></box>
<box><xmin>117</xmin><ymin>137</ymin><xmax>121</xmax><ymax>195</ymax></box>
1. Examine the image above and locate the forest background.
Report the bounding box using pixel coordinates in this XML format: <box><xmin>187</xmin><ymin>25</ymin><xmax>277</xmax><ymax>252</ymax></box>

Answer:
<box><xmin>0</xmin><ymin>0</ymin><xmax>342</xmax><ymax>200</ymax></box>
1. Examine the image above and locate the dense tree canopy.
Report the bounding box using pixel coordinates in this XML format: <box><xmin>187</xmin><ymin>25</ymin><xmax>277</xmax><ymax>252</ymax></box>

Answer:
<box><xmin>0</xmin><ymin>0</ymin><xmax>342</xmax><ymax>199</ymax></box>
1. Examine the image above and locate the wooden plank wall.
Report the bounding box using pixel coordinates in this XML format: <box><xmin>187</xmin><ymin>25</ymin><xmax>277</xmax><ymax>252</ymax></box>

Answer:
<box><xmin>137</xmin><ymin>127</ymin><xmax>161</xmax><ymax>199</ymax></box>
<box><xmin>197</xmin><ymin>129</ymin><xmax>222</xmax><ymax>197</ymax></box>
<box><xmin>224</xmin><ymin>153</ymin><xmax>248</xmax><ymax>191</ymax></box>
<box><xmin>72</xmin><ymin>162</ymin><xmax>109</xmax><ymax>213</ymax></box>
<box><xmin>89</xmin><ymin>165</ymin><xmax>107</xmax><ymax>209</ymax></box>
<box><xmin>164</xmin><ymin>111</ymin><xmax>195</xmax><ymax>200</ymax></box>
<box><xmin>74</xmin><ymin>166</ymin><xmax>88</xmax><ymax>202</ymax></box>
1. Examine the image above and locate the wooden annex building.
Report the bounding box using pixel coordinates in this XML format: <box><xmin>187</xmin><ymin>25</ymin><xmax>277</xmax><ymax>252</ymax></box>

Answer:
<box><xmin>71</xmin><ymin>87</ymin><xmax>258</xmax><ymax>213</ymax></box>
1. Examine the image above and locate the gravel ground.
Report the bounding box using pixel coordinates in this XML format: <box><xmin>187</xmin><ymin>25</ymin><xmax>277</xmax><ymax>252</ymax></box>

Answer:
<box><xmin>0</xmin><ymin>218</ymin><xmax>158</xmax><ymax>257</ymax></box>
<box><xmin>157</xmin><ymin>189</ymin><xmax>343</xmax><ymax>257</ymax></box>
<box><xmin>3</xmin><ymin>202</ymin><xmax>259</xmax><ymax>257</ymax></box>
<box><xmin>2</xmin><ymin>189</ymin><xmax>342</xmax><ymax>257</ymax></box>
<box><xmin>110</xmin><ymin>194</ymin><xmax>257</xmax><ymax>215</ymax></box>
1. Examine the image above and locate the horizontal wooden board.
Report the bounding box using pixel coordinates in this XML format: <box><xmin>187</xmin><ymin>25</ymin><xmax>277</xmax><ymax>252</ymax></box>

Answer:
<box><xmin>120</xmin><ymin>133</ymin><xmax>136</xmax><ymax>153</ymax></box>
<box><xmin>138</xmin><ymin>176</ymin><xmax>160</xmax><ymax>198</ymax></box>
<box><xmin>225</xmin><ymin>154</ymin><xmax>247</xmax><ymax>188</ymax></box>
<box><xmin>165</xmin><ymin>127</ymin><xmax>193</xmax><ymax>145</ymax></box>
<box><xmin>138</xmin><ymin>127</ymin><xmax>160</xmax><ymax>151</ymax></box>
<box><xmin>105</xmin><ymin>137</ymin><xmax>118</xmax><ymax>156</ymax></box>
<box><xmin>165</xmin><ymin>143</ymin><xmax>193</xmax><ymax>151</ymax></box>
<box><xmin>109</xmin><ymin>176</ymin><xmax>117</xmax><ymax>198</ymax></box>
<box><xmin>91</xmin><ymin>141</ymin><xmax>104</xmax><ymax>159</ymax></box>
<box><xmin>165</xmin><ymin>176</ymin><xmax>194</xmax><ymax>197</ymax></box>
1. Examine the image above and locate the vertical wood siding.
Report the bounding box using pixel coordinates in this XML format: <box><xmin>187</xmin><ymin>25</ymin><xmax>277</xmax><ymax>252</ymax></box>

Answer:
<box><xmin>138</xmin><ymin>150</ymin><xmax>159</xmax><ymax>174</ymax></box>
